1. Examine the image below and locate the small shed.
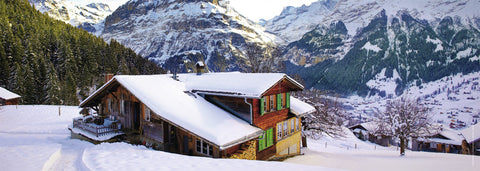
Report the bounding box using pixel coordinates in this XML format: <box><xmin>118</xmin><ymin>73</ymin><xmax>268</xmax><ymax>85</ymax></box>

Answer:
<box><xmin>412</xmin><ymin>127</ymin><xmax>463</xmax><ymax>153</ymax></box>
<box><xmin>0</xmin><ymin>87</ymin><xmax>21</xmax><ymax>105</ymax></box>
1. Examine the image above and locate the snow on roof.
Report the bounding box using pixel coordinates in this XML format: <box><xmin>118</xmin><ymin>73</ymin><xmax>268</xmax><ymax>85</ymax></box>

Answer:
<box><xmin>461</xmin><ymin>123</ymin><xmax>480</xmax><ymax>143</ymax></box>
<box><xmin>349</xmin><ymin>121</ymin><xmax>380</xmax><ymax>133</ymax></box>
<box><xmin>179</xmin><ymin>72</ymin><xmax>303</xmax><ymax>98</ymax></box>
<box><xmin>290</xmin><ymin>97</ymin><xmax>315</xmax><ymax>116</ymax></box>
<box><xmin>438</xmin><ymin>127</ymin><xmax>464</xmax><ymax>144</ymax></box>
<box><xmin>0</xmin><ymin>87</ymin><xmax>20</xmax><ymax>100</ymax></box>
<box><xmin>113</xmin><ymin>75</ymin><xmax>263</xmax><ymax>149</ymax></box>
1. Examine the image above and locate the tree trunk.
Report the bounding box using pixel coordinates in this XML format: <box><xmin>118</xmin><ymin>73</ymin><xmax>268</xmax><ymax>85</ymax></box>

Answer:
<box><xmin>400</xmin><ymin>137</ymin><xmax>406</xmax><ymax>156</ymax></box>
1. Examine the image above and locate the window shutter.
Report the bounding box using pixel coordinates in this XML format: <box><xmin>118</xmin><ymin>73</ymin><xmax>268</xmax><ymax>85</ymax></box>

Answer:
<box><xmin>258</xmin><ymin>134</ymin><xmax>265</xmax><ymax>151</ymax></box>
<box><xmin>276</xmin><ymin>94</ymin><xmax>281</xmax><ymax>110</ymax></box>
<box><xmin>260</xmin><ymin>97</ymin><xmax>265</xmax><ymax>115</ymax></box>
<box><xmin>286</xmin><ymin>92</ymin><xmax>290</xmax><ymax>108</ymax></box>
<box><xmin>266</xmin><ymin>128</ymin><xmax>274</xmax><ymax>147</ymax></box>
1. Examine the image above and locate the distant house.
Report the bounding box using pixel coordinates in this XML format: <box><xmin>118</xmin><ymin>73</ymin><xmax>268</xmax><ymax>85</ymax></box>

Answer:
<box><xmin>71</xmin><ymin>71</ymin><xmax>315</xmax><ymax>160</ymax></box>
<box><xmin>460</xmin><ymin>123</ymin><xmax>480</xmax><ymax>155</ymax></box>
<box><xmin>349</xmin><ymin>122</ymin><xmax>394</xmax><ymax>147</ymax></box>
<box><xmin>412</xmin><ymin>127</ymin><xmax>463</xmax><ymax>153</ymax></box>
<box><xmin>0</xmin><ymin>87</ymin><xmax>21</xmax><ymax>105</ymax></box>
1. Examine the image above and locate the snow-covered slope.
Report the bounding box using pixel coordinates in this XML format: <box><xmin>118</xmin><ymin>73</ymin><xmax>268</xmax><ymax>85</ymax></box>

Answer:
<box><xmin>345</xmin><ymin>71</ymin><xmax>480</xmax><ymax>130</ymax></box>
<box><xmin>266</xmin><ymin>0</ymin><xmax>480</xmax><ymax>43</ymax></box>
<box><xmin>28</xmin><ymin>0</ymin><xmax>128</xmax><ymax>27</ymax></box>
<box><xmin>101</xmin><ymin>0</ymin><xmax>280</xmax><ymax>72</ymax></box>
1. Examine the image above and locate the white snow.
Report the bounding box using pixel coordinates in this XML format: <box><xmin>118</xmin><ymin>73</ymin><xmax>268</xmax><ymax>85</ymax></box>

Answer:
<box><xmin>461</xmin><ymin>123</ymin><xmax>480</xmax><ymax>143</ymax></box>
<box><xmin>366</xmin><ymin>68</ymin><xmax>401</xmax><ymax>97</ymax></box>
<box><xmin>1</xmin><ymin>105</ymin><xmax>479</xmax><ymax>170</ymax></box>
<box><xmin>426</xmin><ymin>36</ymin><xmax>444</xmax><ymax>52</ymax></box>
<box><xmin>290</xmin><ymin>97</ymin><xmax>316</xmax><ymax>116</ymax></box>
<box><xmin>362</xmin><ymin>42</ymin><xmax>382</xmax><ymax>52</ymax></box>
<box><xmin>457</xmin><ymin>47</ymin><xmax>475</xmax><ymax>60</ymax></box>
<box><xmin>0</xmin><ymin>87</ymin><xmax>20</xmax><ymax>100</ymax></box>
<box><xmin>0</xmin><ymin>105</ymin><xmax>328</xmax><ymax>170</ymax></box>
<box><xmin>182</xmin><ymin>72</ymin><xmax>302</xmax><ymax>98</ymax></box>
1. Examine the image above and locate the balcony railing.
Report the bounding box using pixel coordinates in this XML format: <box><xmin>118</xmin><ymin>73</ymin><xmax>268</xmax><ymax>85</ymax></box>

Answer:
<box><xmin>72</xmin><ymin>116</ymin><xmax>121</xmax><ymax>137</ymax></box>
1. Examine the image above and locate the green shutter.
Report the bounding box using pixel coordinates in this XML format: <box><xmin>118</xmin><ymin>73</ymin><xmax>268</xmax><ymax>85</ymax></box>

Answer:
<box><xmin>260</xmin><ymin>97</ymin><xmax>265</xmax><ymax>115</ymax></box>
<box><xmin>266</xmin><ymin>128</ymin><xmax>274</xmax><ymax>147</ymax></box>
<box><xmin>258</xmin><ymin>134</ymin><xmax>265</xmax><ymax>151</ymax></box>
<box><xmin>276</xmin><ymin>94</ymin><xmax>282</xmax><ymax>110</ymax></box>
<box><xmin>286</xmin><ymin>92</ymin><xmax>290</xmax><ymax>108</ymax></box>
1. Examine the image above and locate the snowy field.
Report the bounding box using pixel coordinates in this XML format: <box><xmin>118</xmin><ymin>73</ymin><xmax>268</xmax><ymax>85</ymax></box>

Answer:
<box><xmin>0</xmin><ymin>105</ymin><xmax>478</xmax><ymax>171</ymax></box>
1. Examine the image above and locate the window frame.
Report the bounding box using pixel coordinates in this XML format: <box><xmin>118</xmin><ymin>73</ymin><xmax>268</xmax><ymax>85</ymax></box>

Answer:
<box><xmin>269</xmin><ymin>95</ymin><xmax>275</xmax><ymax>112</ymax></box>
<box><xmin>290</xmin><ymin>118</ymin><xmax>295</xmax><ymax>134</ymax></box>
<box><xmin>196</xmin><ymin>138</ymin><xmax>213</xmax><ymax>156</ymax></box>
<box><xmin>283</xmin><ymin>121</ymin><xmax>288</xmax><ymax>137</ymax></box>
<box><xmin>277</xmin><ymin>123</ymin><xmax>282</xmax><ymax>140</ymax></box>
<box><xmin>145</xmin><ymin>106</ymin><xmax>151</xmax><ymax>121</ymax></box>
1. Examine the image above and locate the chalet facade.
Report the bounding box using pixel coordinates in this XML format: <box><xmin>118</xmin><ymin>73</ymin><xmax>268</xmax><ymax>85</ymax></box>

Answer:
<box><xmin>0</xmin><ymin>87</ymin><xmax>21</xmax><ymax>105</ymax></box>
<box><xmin>349</xmin><ymin>122</ymin><xmax>394</xmax><ymax>147</ymax></box>
<box><xmin>73</xmin><ymin>72</ymin><xmax>315</xmax><ymax>160</ymax></box>
<box><xmin>411</xmin><ymin>127</ymin><xmax>463</xmax><ymax>153</ymax></box>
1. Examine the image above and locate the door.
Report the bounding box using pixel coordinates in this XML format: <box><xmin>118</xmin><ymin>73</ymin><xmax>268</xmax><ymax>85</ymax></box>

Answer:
<box><xmin>133</xmin><ymin>102</ymin><xmax>140</xmax><ymax>130</ymax></box>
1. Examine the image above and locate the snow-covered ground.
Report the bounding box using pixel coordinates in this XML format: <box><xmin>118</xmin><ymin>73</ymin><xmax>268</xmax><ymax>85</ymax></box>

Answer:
<box><xmin>0</xmin><ymin>105</ymin><xmax>478</xmax><ymax>170</ymax></box>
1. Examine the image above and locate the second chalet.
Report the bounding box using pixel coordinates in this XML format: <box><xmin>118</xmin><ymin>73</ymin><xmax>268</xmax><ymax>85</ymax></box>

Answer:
<box><xmin>71</xmin><ymin>70</ymin><xmax>315</xmax><ymax>160</ymax></box>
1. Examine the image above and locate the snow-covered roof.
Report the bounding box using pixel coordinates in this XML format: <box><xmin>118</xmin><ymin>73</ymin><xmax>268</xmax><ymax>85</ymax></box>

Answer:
<box><xmin>180</xmin><ymin>72</ymin><xmax>303</xmax><ymax>98</ymax></box>
<box><xmin>290</xmin><ymin>97</ymin><xmax>316</xmax><ymax>117</ymax></box>
<box><xmin>0</xmin><ymin>87</ymin><xmax>20</xmax><ymax>100</ymax></box>
<box><xmin>461</xmin><ymin>123</ymin><xmax>480</xmax><ymax>143</ymax></box>
<box><xmin>116</xmin><ymin>75</ymin><xmax>263</xmax><ymax>149</ymax></box>
<box><xmin>349</xmin><ymin>121</ymin><xmax>380</xmax><ymax>133</ymax></box>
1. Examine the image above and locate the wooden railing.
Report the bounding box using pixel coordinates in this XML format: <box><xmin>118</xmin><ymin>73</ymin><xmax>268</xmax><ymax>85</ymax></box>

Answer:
<box><xmin>72</xmin><ymin>118</ymin><xmax>120</xmax><ymax>137</ymax></box>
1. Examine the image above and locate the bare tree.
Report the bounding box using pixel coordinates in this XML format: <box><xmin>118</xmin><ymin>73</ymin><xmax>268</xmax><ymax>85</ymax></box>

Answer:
<box><xmin>299</xmin><ymin>90</ymin><xmax>346</xmax><ymax>139</ymax></box>
<box><xmin>377</xmin><ymin>98</ymin><xmax>432</xmax><ymax>155</ymax></box>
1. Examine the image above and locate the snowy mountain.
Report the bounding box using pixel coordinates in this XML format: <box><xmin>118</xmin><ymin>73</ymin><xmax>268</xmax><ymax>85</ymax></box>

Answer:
<box><xmin>100</xmin><ymin>0</ymin><xmax>280</xmax><ymax>72</ymax></box>
<box><xmin>281</xmin><ymin>0</ymin><xmax>480</xmax><ymax>97</ymax></box>
<box><xmin>264</xmin><ymin>0</ymin><xmax>337</xmax><ymax>43</ymax></box>
<box><xmin>28</xmin><ymin>0</ymin><xmax>129</xmax><ymax>32</ymax></box>
<box><xmin>266</xmin><ymin>0</ymin><xmax>480</xmax><ymax>43</ymax></box>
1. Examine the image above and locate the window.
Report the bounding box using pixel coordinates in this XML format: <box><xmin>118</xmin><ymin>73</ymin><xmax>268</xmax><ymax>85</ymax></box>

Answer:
<box><xmin>107</xmin><ymin>98</ymin><xmax>112</xmax><ymax>113</ymax></box>
<box><xmin>196</xmin><ymin>139</ymin><xmax>213</xmax><ymax>156</ymax></box>
<box><xmin>120</xmin><ymin>94</ymin><xmax>125</xmax><ymax>114</ymax></box>
<box><xmin>296</xmin><ymin>118</ymin><xmax>300</xmax><ymax>131</ymax></box>
<box><xmin>262</xmin><ymin>96</ymin><xmax>267</xmax><ymax>115</ymax></box>
<box><xmin>258</xmin><ymin>128</ymin><xmax>274</xmax><ymax>151</ymax></box>
<box><xmin>290</xmin><ymin>119</ymin><xmax>295</xmax><ymax>133</ymax></box>
<box><xmin>269</xmin><ymin>95</ymin><xmax>275</xmax><ymax>111</ymax></box>
<box><xmin>276</xmin><ymin>94</ymin><xmax>282</xmax><ymax>110</ymax></box>
<box><xmin>145</xmin><ymin>106</ymin><xmax>151</xmax><ymax>121</ymax></box>
<box><xmin>277</xmin><ymin>123</ymin><xmax>282</xmax><ymax>140</ymax></box>
<box><xmin>283</xmin><ymin>121</ymin><xmax>288</xmax><ymax>136</ymax></box>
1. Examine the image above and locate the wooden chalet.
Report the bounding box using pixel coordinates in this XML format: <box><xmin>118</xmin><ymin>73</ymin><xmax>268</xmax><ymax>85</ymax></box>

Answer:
<box><xmin>73</xmin><ymin>71</ymin><xmax>315</xmax><ymax>160</ymax></box>
<box><xmin>349</xmin><ymin>122</ymin><xmax>394</xmax><ymax>147</ymax></box>
<box><xmin>0</xmin><ymin>87</ymin><xmax>20</xmax><ymax>105</ymax></box>
<box><xmin>411</xmin><ymin>127</ymin><xmax>463</xmax><ymax>153</ymax></box>
<box><xmin>461</xmin><ymin>123</ymin><xmax>480</xmax><ymax>155</ymax></box>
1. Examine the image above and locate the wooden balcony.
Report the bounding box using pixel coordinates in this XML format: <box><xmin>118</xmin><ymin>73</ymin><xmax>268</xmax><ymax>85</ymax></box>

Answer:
<box><xmin>71</xmin><ymin>116</ymin><xmax>123</xmax><ymax>140</ymax></box>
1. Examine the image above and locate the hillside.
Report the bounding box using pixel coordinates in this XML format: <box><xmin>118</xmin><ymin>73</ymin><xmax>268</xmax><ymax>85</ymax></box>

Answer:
<box><xmin>280</xmin><ymin>0</ymin><xmax>480</xmax><ymax>96</ymax></box>
<box><xmin>0</xmin><ymin>0</ymin><xmax>164</xmax><ymax>105</ymax></box>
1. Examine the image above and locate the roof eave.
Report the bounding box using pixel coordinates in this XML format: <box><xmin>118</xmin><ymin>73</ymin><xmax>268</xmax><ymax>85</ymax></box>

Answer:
<box><xmin>79</xmin><ymin>77</ymin><xmax>118</xmax><ymax>107</ymax></box>
<box><xmin>219</xmin><ymin>129</ymin><xmax>264</xmax><ymax>150</ymax></box>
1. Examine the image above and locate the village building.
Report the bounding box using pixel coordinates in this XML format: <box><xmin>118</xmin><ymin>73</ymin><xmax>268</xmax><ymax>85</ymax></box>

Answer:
<box><xmin>411</xmin><ymin>127</ymin><xmax>463</xmax><ymax>153</ymax></box>
<box><xmin>71</xmin><ymin>71</ymin><xmax>315</xmax><ymax>160</ymax></box>
<box><xmin>460</xmin><ymin>123</ymin><xmax>480</xmax><ymax>155</ymax></box>
<box><xmin>349</xmin><ymin>122</ymin><xmax>394</xmax><ymax>147</ymax></box>
<box><xmin>0</xmin><ymin>87</ymin><xmax>21</xmax><ymax>105</ymax></box>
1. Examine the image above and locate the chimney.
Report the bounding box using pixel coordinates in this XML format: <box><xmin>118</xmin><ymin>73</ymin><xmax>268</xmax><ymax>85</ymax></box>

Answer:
<box><xmin>195</xmin><ymin>61</ymin><xmax>205</xmax><ymax>75</ymax></box>
<box><xmin>105</xmin><ymin>73</ymin><xmax>114</xmax><ymax>83</ymax></box>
